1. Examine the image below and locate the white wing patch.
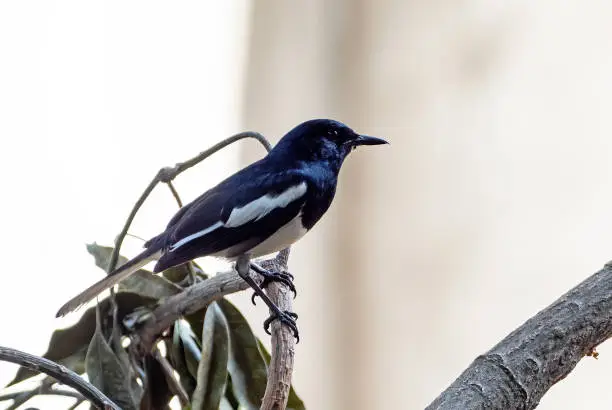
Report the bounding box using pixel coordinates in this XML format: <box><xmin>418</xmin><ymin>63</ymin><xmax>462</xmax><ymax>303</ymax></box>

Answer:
<box><xmin>169</xmin><ymin>221</ymin><xmax>224</xmax><ymax>251</ymax></box>
<box><xmin>225</xmin><ymin>182</ymin><xmax>307</xmax><ymax>228</ymax></box>
<box><xmin>169</xmin><ymin>182</ymin><xmax>307</xmax><ymax>252</ymax></box>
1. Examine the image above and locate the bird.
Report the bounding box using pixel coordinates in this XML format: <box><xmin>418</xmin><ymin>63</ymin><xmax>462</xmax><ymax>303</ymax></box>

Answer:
<box><xmin>56</xmin><ymin>119</ymin><xmax>387</xmax><ymax>339</ymax></box>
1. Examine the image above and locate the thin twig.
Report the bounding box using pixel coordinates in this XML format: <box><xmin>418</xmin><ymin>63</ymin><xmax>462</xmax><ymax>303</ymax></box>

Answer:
<box><xmin>0</xmin><ymin>346</ymin><xmax>120</xmax><ymax>410</ymax></box>
<box><xmin>153</xmin><ymin>348</ymin><xmax>189</xmax><ymax>407</ymax></box>
<box><xmin>67</xmin><ymin>398</ymin><xmax>85</xmax><ymax>410</ymax></box>
<box><xmin>4</xmin><ymin>388</ymin><xmax>38</xmax><ymax>410</ymax></box>
<box><xmin>1</xmin><ymin>377</ymin><xmax>54</xmax><ymax>410</ymax></box>
<box><xmin>166</xmin><ymin>180</ymin><xmax>183</xmax><ymax>208</ymax></box>
<box><xmin>260</xmin><ymin>248</ymin><xmax>295</xmax><ymax>410</ymax></box>
<box><xmin>0</xmin><ymin>388</ymin><xmax>85</xmax><ymax>402</ymax></box>
<box><xmin>427</xmin><ymin>262</ymin><xmax>612</xmax><ymax>409</ymax></box>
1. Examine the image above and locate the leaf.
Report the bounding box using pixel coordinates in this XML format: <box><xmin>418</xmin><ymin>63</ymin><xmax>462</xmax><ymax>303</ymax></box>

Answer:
<box><xmin>163</xmin><ymin>260</ymin><xmax>208</xmax><ymax>284</ymax></box>
<box><xmin>162</xmin><ymin>264</ymin><xmax>191</xmax><ymax>284</ymax></box>
<box><xmin>119</xmin><ymin>270</ymin><xmax>182</xmax><ymax>300</ymax></box>
<box><xmin>257</xmin><ymin>340</ymin><xmax>305</xmax><ymax>410</ymax></box>
<box><xmin>179</xmin><ymin>322</ymin><xmax>202</xmax><ymax>380</ymax></box>
<box><xmin>192</xmin><ymin>302</ymin><xmax>229</xmax><ymax>410</ymax></box>
<box><xmin>86</xmin><ymin>242</ymin><xmax>128</xmax><ymax>271</ymax></box>
<box><xmin>111</xmin><ymin>331</ymin><xmax>143</xmax><ymax>405</ymax></box>
<box><xmin>7</xmin><ymin>292</ymin><xmax>155</xmax><ymax>386</ymax></box>
<box><xmin>140</xmin><ymin>354</ymin><xmax>173</xmax><ymax>410</ymax></box>
<box><xmin>168</xmin><ymin>322</ymin><xmax>198</xmax><ymax>398</ymax></box>
<box><xmin>184</xmin><ymin>305</ymin><xmax>209</xmax><ymax>344</ymax></box>
<box><xmin>217</xmin><ymin>298</ymin><xmax>267</xmax><ymax>409</ymax></box>
<box><xmin>86</xmin><ymin>243</ymin><xmax>181</xmax><ymax>300</ymax></box>
<box><xmin>86</xmin><ymin>309</ymin><xmax>138</xmax><ymax>410</ymax></box>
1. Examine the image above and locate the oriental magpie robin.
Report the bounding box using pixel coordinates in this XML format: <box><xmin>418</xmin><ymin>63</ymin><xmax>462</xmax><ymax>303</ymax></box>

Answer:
<box><xmin>56</xmin><ymin>119</ymin><xmax>387</xmax><ymax>339</ymax></box>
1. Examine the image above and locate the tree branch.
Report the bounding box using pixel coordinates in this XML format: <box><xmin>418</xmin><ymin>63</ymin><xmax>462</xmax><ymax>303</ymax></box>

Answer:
<box><xmin>427</xmin><ymin>262</ymin><xmax>612</xmax><ymax>409</ymax></box>
<box><xmin>260</xmin><ymin>248</ymin><xmax>295</xmax><ymax>410</ymax></box>
<box><xmin>136</xmin><ymin>265</ymin><xmax>263</xmax><ymax>352</ymax></box>
<box><xmin>0</xmin><ymin>346</ymin><xmax>120</xmax><ymax>410</ymax></box>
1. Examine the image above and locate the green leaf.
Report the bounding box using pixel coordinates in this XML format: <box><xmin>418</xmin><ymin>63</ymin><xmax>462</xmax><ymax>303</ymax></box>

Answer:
<box><xmin>140</xmin><ymin>354</ymin><xmax>173</xmax><ymax>410</ymax></box>
<box><xmin>217</xmin><ymin>298</ymin><xmax>267</xmax><ymax>409</ymax></box>
<box><xmin>86</xmin><ymin>309</ymin><xmax>138</xmax><ymax>410</ymax></box>
<box><xmin>257</xmin><ymin>340</ymin><xmax>305</xmax><ymax>410</ymax></box>
<box><xmin>168</xmin><ymin>321</ymin><xmax>198</xmax><ymax>398</ymax></box>
<box><xmin>7</xmin><ymin>292</ymin><xmax>155</xmax><ymax>387</ymax></box>
<box><xmin>192</xmin><ymin>302</ymin><xmax>229</xmax><ymax>410</ymax></box>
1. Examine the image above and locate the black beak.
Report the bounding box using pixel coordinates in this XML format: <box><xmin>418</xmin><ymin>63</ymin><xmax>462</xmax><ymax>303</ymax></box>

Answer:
<box><xmin>353</xmin><ymin>134</ymin><xmax>388</xmax><ymax>146</ymax></box>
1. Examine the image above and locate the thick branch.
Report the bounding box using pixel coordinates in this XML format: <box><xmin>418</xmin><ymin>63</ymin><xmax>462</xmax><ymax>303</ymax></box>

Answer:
<box><xmin>260</xmin><ymin>249</ymin><xmax>295</xmax><ymax>410</ymax></box>
<box><xmin>0</xmin><ymin>346</ymin><xmax>120</xmax><ymax>410</ymax></box>
<box><xmin>427</xmin><ymin>262</ymin><xmax>612</xmax><ymax>409</ymax></box>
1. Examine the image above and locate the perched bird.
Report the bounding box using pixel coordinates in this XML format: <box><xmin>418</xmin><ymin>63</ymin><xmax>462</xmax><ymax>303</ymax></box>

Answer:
<box><xmin>56</xmin><ymin>119</ymin><xmax>387</xmax><ymax>339</ymax></box>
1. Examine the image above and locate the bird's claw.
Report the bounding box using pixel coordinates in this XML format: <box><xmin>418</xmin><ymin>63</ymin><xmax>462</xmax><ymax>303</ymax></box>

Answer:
<box><xmin>251</xmin><ymin>269</ymin><xmax>297</xmax><ymax>305</ymax></box>
<box><xmin>264</xmin><ymin>310</ymin><xmax>299</xmax><ymax>342</ymax></box>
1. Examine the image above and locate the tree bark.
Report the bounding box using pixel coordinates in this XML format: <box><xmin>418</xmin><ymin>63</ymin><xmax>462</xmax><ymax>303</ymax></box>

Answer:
<box><xmin>427</xmin><ymin>262</ymin><xmax>612</xmax><ymax>409</ymax></box>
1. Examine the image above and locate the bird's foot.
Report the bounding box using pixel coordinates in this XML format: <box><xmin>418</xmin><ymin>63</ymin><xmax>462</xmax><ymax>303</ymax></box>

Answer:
<box><xmin>250</xmin><ymin>263</ymin><xmax>296</xmax><ymax>305</ymax></box>
<box><xmin>264</xmin><ymin>310</ymin><xmax>299</xmax><ymax>342</ymax></box>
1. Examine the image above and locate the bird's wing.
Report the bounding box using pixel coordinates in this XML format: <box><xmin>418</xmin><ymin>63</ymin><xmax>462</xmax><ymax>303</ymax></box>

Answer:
<box><xmin>153</xmin><ymin>169</ymin><xmax>309</xmax><ymax>272</ymax></box>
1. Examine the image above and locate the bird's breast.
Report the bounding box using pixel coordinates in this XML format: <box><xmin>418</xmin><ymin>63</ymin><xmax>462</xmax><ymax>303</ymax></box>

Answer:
<box><xmin>247</xmin><ymin>213</ymin><xmax>308</xmax><ymax>258</ymax></box>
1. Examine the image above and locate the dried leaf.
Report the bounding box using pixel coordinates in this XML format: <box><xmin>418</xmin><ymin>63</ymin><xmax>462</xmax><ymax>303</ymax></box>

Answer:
<box><xmin>7</xmin><ymin>292</ymin><xmax>154</xmax><ymax>386</ymax></box>
<box><xmin>217</xmin><ymin>298</ymin><xmax>267</xmax><ymax>409</ymax></box>
<box><xmin>257</xmin><ymin>340</ymin><xmax>305</xmax><ymax>410</ymax></box>
<box><xmin>86</xmin><ymin>309</ymin><xmax>138</xmax><ymax>410</ymax></box>
<box><xmin>140</xmin><ymin>354</ymin><xmax>173</xmax><ymax>410</ymax></box>
<box><xmin>192</xmin><ymin>302</ymin><xmax>229</xmax><ymax>410</ymax></box>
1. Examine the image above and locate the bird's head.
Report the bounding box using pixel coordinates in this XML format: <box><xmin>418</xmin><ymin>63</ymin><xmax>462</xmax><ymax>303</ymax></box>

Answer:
<box><xmin>271</xmin><ymin>119</ymin><xmax>388</xmax><ymax>168</ymax></box>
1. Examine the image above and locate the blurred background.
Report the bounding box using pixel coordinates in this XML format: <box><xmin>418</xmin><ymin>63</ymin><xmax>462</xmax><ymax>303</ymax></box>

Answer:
<box><xmin>1</xmin><ymin>1</ymin><xmax>611</xmax><ymax>409</ymax></box>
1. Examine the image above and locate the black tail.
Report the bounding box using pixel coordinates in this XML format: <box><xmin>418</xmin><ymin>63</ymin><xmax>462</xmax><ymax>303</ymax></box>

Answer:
<box><xmin>56</xmin><ymin>247</ymin><xmax>163</xmax><ymax>317</ymax></box>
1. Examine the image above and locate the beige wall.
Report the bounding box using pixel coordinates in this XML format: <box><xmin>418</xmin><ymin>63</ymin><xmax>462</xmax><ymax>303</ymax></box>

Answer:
<box><xmin>239</xmin><ymin>1</ymin><xmax>612</xmax><ymax>409</ymax></box>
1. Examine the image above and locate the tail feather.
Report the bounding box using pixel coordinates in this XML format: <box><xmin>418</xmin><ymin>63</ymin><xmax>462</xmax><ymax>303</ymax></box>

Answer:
<box><xmin>56</xmin><ymin>248</ymin><xmax>163</xmax><ymax>317</ymax></box>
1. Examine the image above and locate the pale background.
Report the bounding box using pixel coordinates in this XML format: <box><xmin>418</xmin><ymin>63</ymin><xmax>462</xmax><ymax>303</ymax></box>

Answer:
<box><xmin>0</xmin><ymin>1</ymin><xmax>611</xmax><ymax>409</ymax></box>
